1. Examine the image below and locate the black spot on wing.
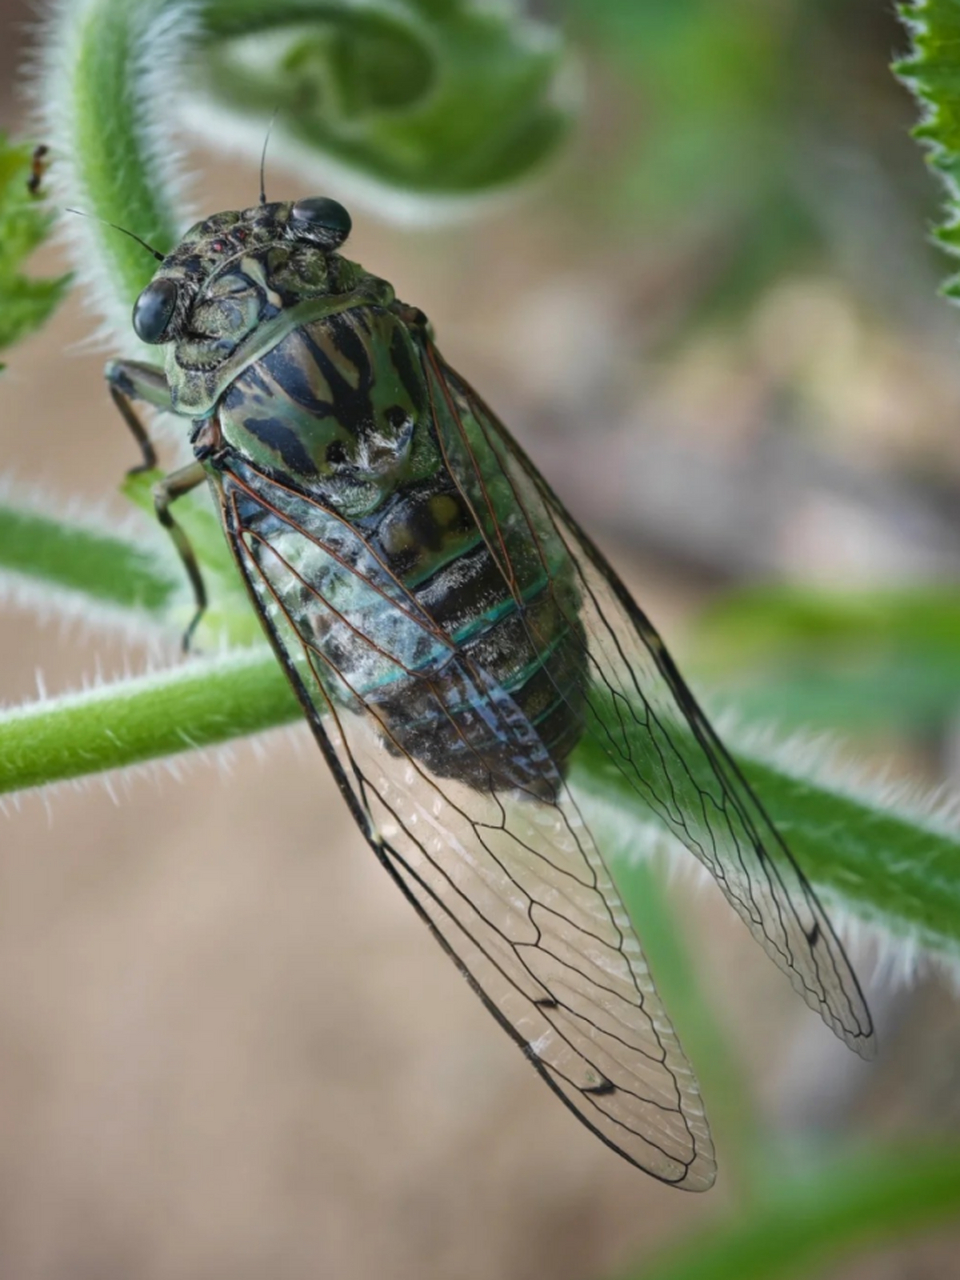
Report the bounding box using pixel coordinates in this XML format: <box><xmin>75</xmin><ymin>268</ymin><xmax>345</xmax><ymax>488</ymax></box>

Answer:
<box><xmin>584</xmin><ymin>1077</ymin><xmax>617</xmax><ymax>1097</ymax></box>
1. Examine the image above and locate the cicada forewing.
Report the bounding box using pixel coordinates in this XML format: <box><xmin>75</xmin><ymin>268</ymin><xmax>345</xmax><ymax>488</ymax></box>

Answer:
<box><xmin>422</xmin><ymin>343</ymin><xmax>874</xmax><ymax>1062</ymax></box>
<box><xmin>213</xmin><ymin>453</ymin><xmax>717</xmax><ymax>1190</ymax></box>
<box><xmin>204</xmin><ymin>323</ymin><xmax>873</xmax><ymax>1191</ymax></box>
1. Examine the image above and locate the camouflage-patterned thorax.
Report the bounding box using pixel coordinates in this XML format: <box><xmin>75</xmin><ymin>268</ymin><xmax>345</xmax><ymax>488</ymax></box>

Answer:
<box><xmin>133</xmin><ymin>198</ymin><xmax>396</xmax><ymax>417</ymax></box>
<box><xmin>131</xmin><ymin>196</ymin><xmax>442</xmax><ymax>518</ymax></box>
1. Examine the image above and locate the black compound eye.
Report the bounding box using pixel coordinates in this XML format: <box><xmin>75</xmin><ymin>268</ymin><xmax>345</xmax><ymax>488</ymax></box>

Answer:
<box><xmin>132</xmin><ymin>278</ymin><xmax>179</xmax><ymax>344</ymax></box>
<box><xmin>290</xmin><ymin>197</ymin><xmax>352</xmax><ymax>247</ymax></box>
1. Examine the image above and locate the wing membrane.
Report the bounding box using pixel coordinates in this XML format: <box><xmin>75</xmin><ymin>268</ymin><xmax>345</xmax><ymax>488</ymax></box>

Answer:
<box><xmin>217</xmin><ymin>461</ymin><xmax>716</xmax><ymax>1189</ymax></box>
<box><xmin>425</xmin><ymin>347</ymin><xmax>874</xmax><ymax>1059</ymax></box>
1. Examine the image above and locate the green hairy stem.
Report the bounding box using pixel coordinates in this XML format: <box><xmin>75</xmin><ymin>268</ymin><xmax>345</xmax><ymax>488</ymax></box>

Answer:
<box><xmin>0</xmin><ymin>495</ymin><xmax>177</xmax><ymax>617</ymax></box>
<box><xmin>2</xmin><ymin>615</ymin><xmax>959</xmax><ymax>970</ymax></box>
<box><xmin>39</xmin><ymin>0</ymin><xmax>189</xmax><ymax>342</ymax></box>
<box><xmin>575</xmin><ymin>724</ymin><xmax>960</xmax><ymax>968</ymax></box>
<box><xmin>0</xmin><ymin>650</ymin><xmax>299</xmax><ymax>793</ymax></box>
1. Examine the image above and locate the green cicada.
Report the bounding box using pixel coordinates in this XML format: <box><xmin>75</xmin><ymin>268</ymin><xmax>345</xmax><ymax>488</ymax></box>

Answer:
<box><xmin>105</xmin><ymin>194</ymin><xmax>874</xmax><ymax>1190</ymax></box>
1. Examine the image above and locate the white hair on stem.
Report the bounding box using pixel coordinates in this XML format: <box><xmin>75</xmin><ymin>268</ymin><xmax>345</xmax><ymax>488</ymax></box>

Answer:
<box><xmin>28</xmin><ymin>0</ymin><xmax>200</xmax><ymax>350</ymax></box>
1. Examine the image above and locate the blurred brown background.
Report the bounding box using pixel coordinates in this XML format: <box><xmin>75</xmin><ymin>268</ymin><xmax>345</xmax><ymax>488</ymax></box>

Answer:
<box><xmin>3</xmin><ymin>1</ymin><xmax>960</xmax><ymax>1277</ymax></box>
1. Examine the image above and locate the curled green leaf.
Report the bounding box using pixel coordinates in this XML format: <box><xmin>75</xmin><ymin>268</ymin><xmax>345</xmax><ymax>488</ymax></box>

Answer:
<box><xmin>35</xmin><ymin>0</ymin><xmax>572</xmax><ymax>345</ymax></box>
<box><xmin>197</xmin><ymin>0</ymin><xmax>573</xmax><ymax>197</ymax></box>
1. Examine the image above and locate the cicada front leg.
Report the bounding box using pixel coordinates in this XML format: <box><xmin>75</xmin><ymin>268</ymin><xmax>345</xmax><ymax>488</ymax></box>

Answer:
<box><xmin>105</xmin><ymin>358</ymin><xmax>173</xmax><ymax>471</ymax></box>
<box><xmin>151</xmin><ymin>461</ymin><xmax>210</xmax><ymax>651</ymax></box>
<box><xmin>106</xmin><ymin>358</ymin><xmax>209</xmax><ymax>650</ymax></box>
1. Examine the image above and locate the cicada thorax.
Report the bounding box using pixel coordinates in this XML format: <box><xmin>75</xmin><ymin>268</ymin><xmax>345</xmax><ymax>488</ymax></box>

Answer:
<box><xmin>214</xmin><ymin>297</ymin><xmax>588</xmax><ymax>797</ymax></box>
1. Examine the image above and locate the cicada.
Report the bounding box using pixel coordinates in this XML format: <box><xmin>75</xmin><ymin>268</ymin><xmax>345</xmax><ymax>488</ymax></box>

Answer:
<box><xmin>105</xmin><ymin>194</ymin><xmax>874</xmax><ymax>1189</ymax></box>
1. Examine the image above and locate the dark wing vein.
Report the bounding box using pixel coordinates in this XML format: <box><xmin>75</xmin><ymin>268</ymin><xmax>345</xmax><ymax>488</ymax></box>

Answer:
<box><xmin>426</xmin><ymin>346</ymin><xmax>874</xmax><ymax>1059</ymax></box>
<box><xmin>214</xmin><ymin>462</ymin><xmax>717</xmax><ymax>1188</ymax></box>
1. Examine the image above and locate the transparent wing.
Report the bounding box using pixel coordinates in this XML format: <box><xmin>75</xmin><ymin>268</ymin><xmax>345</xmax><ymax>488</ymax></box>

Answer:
<box><xmin>216</xmin><ymin>460</ymin><xmax>717</xmax><ymax>1189</ymax></box>
<box><xmin>424</xmin><ymin>345</ymin><xmax>875</xmax><ymax>1060</ymax></box>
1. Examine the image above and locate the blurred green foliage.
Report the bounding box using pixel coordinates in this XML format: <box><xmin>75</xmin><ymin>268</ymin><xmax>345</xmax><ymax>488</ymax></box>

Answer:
<box><xmin>695</xmin><ymin>586</ymin><xmax>960</xmax><ymax>735</ymax></box>
<box><xmin>562</xmin><ymin>0</ymin><xmax>924</xmax><ymax>318</ymax></box>
<box><xmin>0</xmin><ymin>496</ymin><xmax>177</xmax><ymax>614</ymax></box>
<box><xmin>673</xmin><ymin>0</ymin><xmax>960</xmax><ymax>746</ymax></box>
<box><xmin>625</xmin><ymin>1143</ymin><xmax>960</xmax><ymax>1280</ymax></box>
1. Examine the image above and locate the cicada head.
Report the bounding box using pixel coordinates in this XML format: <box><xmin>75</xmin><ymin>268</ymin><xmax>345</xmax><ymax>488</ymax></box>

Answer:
<box><xmin>131</xmin><ymin>197</ymin><xmax>389</xmax><ymax>411</ymax></box>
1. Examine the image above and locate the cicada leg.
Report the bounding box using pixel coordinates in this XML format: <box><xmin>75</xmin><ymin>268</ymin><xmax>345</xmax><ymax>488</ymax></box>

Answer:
<box><xmin>106</xmin><ymin>359</ymin><xmax>209</xmax><ymax>650</ymax></box>
<box><xmin>105</xmin><ymin>358</ymin><xmax>172</xmax><ymax>472</ymax></box>
<box><xmin>153</xmin><ymin>462</ymin><xmax>209</xmax><ymax>651</ymax></box>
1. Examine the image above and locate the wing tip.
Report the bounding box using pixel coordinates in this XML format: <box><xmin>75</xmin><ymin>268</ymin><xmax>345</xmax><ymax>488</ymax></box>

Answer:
<box><xmin>661</xmin><ymin>1147</ymin><xmax>716</xmax><ymax>1192</ymax></box>
<box><xmin>845</xmin><ymin>1024</ymin><xmax>878</xmax><ymax>1062</ymax></box>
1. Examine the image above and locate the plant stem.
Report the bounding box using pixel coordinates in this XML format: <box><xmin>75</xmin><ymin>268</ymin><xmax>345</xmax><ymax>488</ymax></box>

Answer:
<box><xmin>0</xmin><ymin>497</ymin><xmax>176</xmax><ymax>617</ymax></box>
<box><xmin>0</xmin><ymin>649</ymin><xmax>298</xmax><ymax>793</ymax></box>
<box><xmin>3</xmin><ymin>650</ymin><xmax>960</xmax><ymax>971</ymax></box>
<box><xmin>41</xmin><ymin>0</ymin><xmax>194</xmax><ymax>341</ymax></box>
<box><xmin>617</xmin><ymin>860</ymin><xmax>763</xmax><ymax>1203</ymax></box>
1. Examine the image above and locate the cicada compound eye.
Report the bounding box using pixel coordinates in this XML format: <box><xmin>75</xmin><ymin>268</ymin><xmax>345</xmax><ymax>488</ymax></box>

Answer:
<box><xmin>132</xmin><ymin>278</ymin><xmax>179</xmax><ymax>344</ymax></box>
<box><xmin>289</xmin><ymin>196</ymin><xmax>352</xmax><ymax>248</ymax></box>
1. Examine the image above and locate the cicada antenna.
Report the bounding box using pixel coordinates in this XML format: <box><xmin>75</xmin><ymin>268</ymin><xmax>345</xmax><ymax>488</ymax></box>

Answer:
<box><xmin>65</xmin><ymin>208</ymin><xmax>165</xmax><ymax>262</ymax></box>
<box><xmin>259</xmin><ymin>108</ymin><xmax>280</xmax><ymax>205</ymax></box>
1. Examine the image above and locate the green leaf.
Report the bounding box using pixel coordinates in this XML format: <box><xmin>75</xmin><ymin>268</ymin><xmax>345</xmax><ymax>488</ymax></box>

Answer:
<box><xmin>896</xmin><ymin>0</ymin><xmax>960</xmax><ymax>299</ymax></box>
<box><xmin>699</xmin><ymin>585</ymin><xmax>960</xmax><ymax>658</ymax></box>
<box><xmin>35</xmin><ymin>0</ymin><xmax>572</xmax><ymax>347</ymax></box>
<box><xmin>121</xmin><ymin>470</ymin><xmax>261</xmax><ymax>645</ymax></box>
<box><xmin>198</xmin><ymin>0</ymin><xmax>572</xmax><ymax>195</ymax></box>
<box><xmin>622</xmin><ymin>1145</ymin><xmax>960</xmax><ymax>1280</ymax></box>
<box><xmin>0</xmin><ymin>494</ymin><xmax>177</xmax><ymax>618</ymax></box>
<box><xmin>694</xmin><ymin>659</ymin><xmax>960</xmax><ymax>737</ymax></box>
<box><xmin>0</xmin><ymin>134</ymin><xmax>71</xmax><ymax>361</ymax></box>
